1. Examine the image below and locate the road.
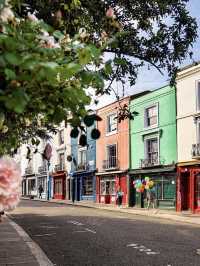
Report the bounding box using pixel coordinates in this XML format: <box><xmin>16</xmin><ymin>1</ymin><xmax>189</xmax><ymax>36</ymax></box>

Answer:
<box><xmin>10</xmin><ymin>200</ymin><xmax>200</xmax><ymax>266</ymax></box>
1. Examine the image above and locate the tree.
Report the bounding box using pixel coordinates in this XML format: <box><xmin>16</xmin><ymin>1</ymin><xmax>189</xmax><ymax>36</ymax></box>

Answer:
<box><xmin>15</xmin><ymin>0</ymin><xmax>197</xmax><ymax>87</ymax></box>
<box><xmin>0</xmin><ymin>0</ymin><xmax>111</xmax><ymax>155</ymax></box>
<box><xmin>0</xmin><ymin>0</ymin><xmax>197</xmax><ymax>154</ymax></box>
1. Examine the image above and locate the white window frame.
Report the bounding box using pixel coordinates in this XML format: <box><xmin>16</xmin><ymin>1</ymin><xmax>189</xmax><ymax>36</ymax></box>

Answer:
<box><xmin>196</xmin><ymin>80</ymin><xmax>200</xmax><ymax>112</ymax></box>
<box><xmin>58</xmin><ymin>152</ymin><xmax>65</xmax><ymax>166</ymax></box>
<box><xmin>58</xmin><ymin>129</ymin><xmax>65</xmax><ymax>146</ymax></box>
<box><xmin>106</xmin><ymin>143</ymin><xmax>117</xmax><ymax>160</ymax></box>
<box><xmin>144</xmin><ymin>103</ymin><xmax>159</xmax><ymax>129</ymax></box>
<box><xmin>144</xmin><ymin>135</ymin><xmax>160</xmax><ymax>164</ymax></box>
<box><xmin>106</xmin><ymin>112</ymin><xmax>117</xmax><ymax>135</ymax></box>
<box><xmin>78</xmin><ymin>147</ymin><xmax>87</xmax><ymax>165</ymax></box>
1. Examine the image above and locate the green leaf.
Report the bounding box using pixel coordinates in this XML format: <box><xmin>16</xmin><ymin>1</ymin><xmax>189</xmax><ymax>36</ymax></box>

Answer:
<box><xmin>5</xmin><ymin>89</ymin><xmax>29</xmax><ymax>113</ymax></box>
<box><xmin>0</xmin><ymin>112</ymin><xmax>5</xmax><ymax>129</ymax></box>
<box><xmin>105</xmin><ymin>61</ymin><xmax>112</xmax><ymax>75</ymax></box>
<box><xmin>4</xmin><ymin>52</ymin><xmax>21</xmax><ymax>66</ymax></box>
<box><xmin>5</xmin><ymin>68</ymin><xmax>16</xmax><ymax>80</ymax></box>
<box><xmin>64</xmin><ymin>63</ymin><xmax>82</xmax><ymax>78</ymax></box>
<box><xmin>78</xmin><ymin>47</ymin><xmax>92</xmax><ymax>65</ymax></box>
<box><xmin>40</xmin><ymin>62</ymin><xmax>58</xmax><ymax>69</ymax></box>
<box><xmin>53</xmin><ymin>30</ymin><xmax>65</xmax><ymax>40</ymax></box>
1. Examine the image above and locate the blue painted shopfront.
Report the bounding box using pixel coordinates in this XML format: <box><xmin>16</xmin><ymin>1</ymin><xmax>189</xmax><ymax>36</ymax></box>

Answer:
<box><xmin>70</xmin><ymin>122</ymin><xmax>96</xmax><ymax>201</ymax></box>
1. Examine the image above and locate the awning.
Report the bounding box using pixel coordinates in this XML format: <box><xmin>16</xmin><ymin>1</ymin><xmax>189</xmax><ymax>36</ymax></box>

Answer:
<box><xmin>129</xmin><ymin>165</ymin><xmax>176</xmax><ymax>175</ymax></box>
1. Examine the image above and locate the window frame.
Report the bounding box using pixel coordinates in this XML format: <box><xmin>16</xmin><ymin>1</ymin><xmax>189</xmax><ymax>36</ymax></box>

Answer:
<box><xmin>106</xmin><ymin>112</ymin><xmax>117</xmax><ymax>135</ymax></box>
<box><xmin>59</xmin><ymin>129</ymin><xmax>64</xmax><ymax>145</ymax></box>
<box><xmin>196</xmin><ymin>80</ymin><xmax>200</xmax><ymax>112</ymax></box>
<box><xmin>78</xmin><ymin>147</ymin><xmax>87</xmax><ymax>166</ymax></box>
<box><xmin>144</xmin><ymin>135</ymin><xmax>159</xmax><ymax>164</ymax></box>
<box><xmin>144</xmin><ymin>103</ymin><xmax>159</xmax><ymax>129</ymax></box>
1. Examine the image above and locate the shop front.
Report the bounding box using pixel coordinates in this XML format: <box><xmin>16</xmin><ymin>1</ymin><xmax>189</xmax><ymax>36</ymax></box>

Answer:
<box><xmin>69</xmin><ymin>170</ymin><xmax>96</xmax><ymax>202</ymax></box>
<box><xmin>129</xmin><ymin>166</ymin><xmax>176</xmax><ymax>209</ymax></box>
<box><xmin>96</xmin><ymin>172</ymin><xmax>127</xmax><ymax>205</ymax></box>
<box><xmin>52</xmin><ymin>172</ymin><xmax>66</xmax><ymax>200</ymax></box>
<box><xmin>177</xmin><ymin>165</ymin><xmax>200</xmax><ymax>213</ymax></box>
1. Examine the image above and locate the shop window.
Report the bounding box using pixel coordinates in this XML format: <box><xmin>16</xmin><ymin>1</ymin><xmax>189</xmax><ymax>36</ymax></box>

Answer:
<box><xmin>107</xmin><ymin>113</ymin><xmax>117</xmax><ymax>133</ymax></box>
<box><xmin>144</xmin><ymin>104</ymin><xmax>158</xmax><ymax>128</ymax></box>
<box><xmin>152</xmin><ymin>176</ymin><xmax>176</xmax><ymax>200</ymax></box>
<box><xmin>100</xmin><ymin>179</ymin><xmax>115</xmax><ymax>195</ymax></box>
<box><xmin>82</xmin><ymin>176</ymin><xmax>93</xmax><ymax>196</ymax></box>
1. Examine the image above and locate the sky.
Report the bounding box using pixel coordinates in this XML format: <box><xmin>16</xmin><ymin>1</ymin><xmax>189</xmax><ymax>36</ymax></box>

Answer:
<box><xmin>95</xmin><ymin>0</ymin><xmax>200</xmax><ymax>109</ymax></box>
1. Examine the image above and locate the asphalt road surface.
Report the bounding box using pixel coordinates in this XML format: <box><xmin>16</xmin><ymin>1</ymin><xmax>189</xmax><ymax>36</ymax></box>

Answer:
<box><xmin>10</xmin><ymin>200</ymin><xmax>200</xmax><ymax>266</ymax></box>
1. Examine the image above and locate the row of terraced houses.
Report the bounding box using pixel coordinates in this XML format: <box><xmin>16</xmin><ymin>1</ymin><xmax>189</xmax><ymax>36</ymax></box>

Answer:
<box><xmin>20</xmin><ymin>62</ymin><xmax>200</xmax><ymax>213</ymax></box>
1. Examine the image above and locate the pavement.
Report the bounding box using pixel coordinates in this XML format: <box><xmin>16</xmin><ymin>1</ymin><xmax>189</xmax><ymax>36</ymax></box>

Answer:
<box><xmin>22</xmin><ymin>196</ymin><xmax>200</xmax><ymax>226</ymax></box>
<box><xmin>0</xmin><ymin>215</ymin><xmax>53</xmax><ymax>266</ymax></box>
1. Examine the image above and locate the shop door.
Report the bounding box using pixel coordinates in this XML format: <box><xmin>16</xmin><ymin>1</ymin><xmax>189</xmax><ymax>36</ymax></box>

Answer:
<box><xmin>105</xmin><ymin>181</ymin><xmax>111</xmax><ymax>203</ymax></box>
<box><xmin>54</xmin><ymin>178</ymin><xmax>63</xmax><ymax>199</ymax></box>
<box><xmin>76</xmin><ymin>177</ymin><xmax>80</xmax><ymax>201</ymax></box>
<box><xmin>181</xmin><ymin>173</ymin><xmax>190</xmax><ymax>210</ymax></box>
<box><xmin>194</xmin><ymin>174</ymin><xmax>200</xmax><ymax>210</ymax></box>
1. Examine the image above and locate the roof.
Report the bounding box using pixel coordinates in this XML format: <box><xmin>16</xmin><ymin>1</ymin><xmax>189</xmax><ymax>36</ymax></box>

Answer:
<box><xmin>96</xmin><ymin>90</ymin><xmax>151</xmax><ymax>112</ymax></box>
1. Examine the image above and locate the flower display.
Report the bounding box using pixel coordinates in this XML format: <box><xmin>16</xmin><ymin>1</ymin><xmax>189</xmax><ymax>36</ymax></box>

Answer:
<box><xmin>0</xmin><ymin>157</ymin><xmax>21</xmax><ymax>212</ymax></box>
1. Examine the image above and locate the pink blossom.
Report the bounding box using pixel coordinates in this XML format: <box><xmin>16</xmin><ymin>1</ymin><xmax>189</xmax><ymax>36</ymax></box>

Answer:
<box><xmin>106</xmin><ymin>7</ymin><xmax>115</xmax><ymax>18</ymax></box>
<box><xmin>0</xmin><ymin>157</ymin><xmax>21</xmax><ymax>212</ymax></box>
<box><xmin>27</xmin><ymin>12</ymin><xmax>38</xmax><ymax>22</ymax></box>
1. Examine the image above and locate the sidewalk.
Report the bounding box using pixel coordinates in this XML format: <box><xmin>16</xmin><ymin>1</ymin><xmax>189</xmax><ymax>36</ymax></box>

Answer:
<box><xmin>22</xmin><ymin>197</ymin><xmax>200</xmax><ymax>226</ymax></box>
<box><xmin>0</xmin><ymin>216</ymin><xmax>39</xmax><ymax>266</ymax></box>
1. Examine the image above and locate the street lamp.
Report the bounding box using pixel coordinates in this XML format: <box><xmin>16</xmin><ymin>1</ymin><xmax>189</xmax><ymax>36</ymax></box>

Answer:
<box><xmin>43</xmin><ymin>143</ymin><xmax>52</xmax><ymax>200</ymax></box>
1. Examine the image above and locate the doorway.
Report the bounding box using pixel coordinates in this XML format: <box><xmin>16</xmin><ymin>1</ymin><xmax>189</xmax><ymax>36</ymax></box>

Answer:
<box><xmin>181</xmin><ymin>172</ymin><xmax>190</xmax><ymax>210</ymax></box>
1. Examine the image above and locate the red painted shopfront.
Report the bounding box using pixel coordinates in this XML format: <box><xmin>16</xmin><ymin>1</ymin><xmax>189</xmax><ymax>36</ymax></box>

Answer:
<box><xmin>177</xmin><ymin>166</ymin><xmax>200</xmax><ymax>213</ymax></box>
<box><xmin>52</xmin><ymin>172</ymin><xmax>66</xmax><ymax>200</ymax></box>
<box><xmin>96</xmin><ymin>173</ymin><xmax>128</xmax><ymax>205</ymax></box>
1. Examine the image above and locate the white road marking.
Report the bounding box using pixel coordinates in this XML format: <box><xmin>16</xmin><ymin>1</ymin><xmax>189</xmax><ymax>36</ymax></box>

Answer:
<box><xmin>196</xmin><ymin>249</ymin><xmax>200</xmax><ymax>255</ymax></box>
<box><xmin>126</xmin><ymin>243</ymin><xmax>159</xmax><ymax>256</ymax></box>
<box><xmin>68</xmin><ymin>220</ymin><xmax>83</xmax><ymax>226</ymax></box>
<box><xmin>34</xmin><ymin>233</ymin><xmax>56</xmax><ymax>237</ymax></box>
<box><xmin>73</xmin><ymin>230</ymin><xmax>88</xmax><ymax>233</ymax></box>
<box><xmin>85</xmin><ymin>228</ymin><xmax>96</xmax><ymax>234</ymax></box>
<box><xmin>146</xmin><ymin>251</ymin><xmax>160</xmax><ymax>255</ymax></box>
<box><xmin>126</xmin><ymin>244</ymin><xmax>137</xmax><ymax>247</ymax></box>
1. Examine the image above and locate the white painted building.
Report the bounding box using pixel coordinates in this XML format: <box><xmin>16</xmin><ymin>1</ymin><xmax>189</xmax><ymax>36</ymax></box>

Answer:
<box><xmin>176</xmin><ymin>62</ymin><xmax>200</xmax><ymax>213</ymax></box>
<box><xmin>20</xmin><ymin>121</ymin><xmax>71</xmax><ymax>200</ymax></box>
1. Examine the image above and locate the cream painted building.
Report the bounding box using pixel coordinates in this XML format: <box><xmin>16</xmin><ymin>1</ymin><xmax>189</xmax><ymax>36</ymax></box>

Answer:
<box><xmin>176</xmin><ymin>63</ymin><xmax>200</xmax><ymax>164</ymax></box>
<box><xmin>176</xmin><ymin>62</ymin><xmax>200</xmax><ymax>213</ymax></box>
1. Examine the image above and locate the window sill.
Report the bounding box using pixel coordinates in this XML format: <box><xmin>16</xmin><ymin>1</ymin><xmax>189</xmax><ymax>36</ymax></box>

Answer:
<box><xmin>144</xmin><ymin>124</ymin><xmax>158</xmax><ymax>130</ymax></box>
<box><xmin>106</xmin><ymin>131</ymin><xmax>117</xmax><ymax>137</ymax></box>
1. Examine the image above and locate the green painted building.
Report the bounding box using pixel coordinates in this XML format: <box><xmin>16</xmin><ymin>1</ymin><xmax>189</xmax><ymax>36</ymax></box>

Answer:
<box><xmin>129</xmin><ymin>85</ymin><xmax>177</xmax><ymax>209</ymax></box>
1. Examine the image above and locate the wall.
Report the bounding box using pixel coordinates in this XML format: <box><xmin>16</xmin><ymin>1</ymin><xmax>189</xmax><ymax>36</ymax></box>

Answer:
<box><xmin>130</xmin><ymin>85</ymin><xmax>177</xmax><ymax>169</ymax></box>
<box><xmin>96</xmin><ymin>97</ymin><xmax>130</xmax><ymax>172</ymax></box>
<box><xmin>176</xmin><ymin>66</ymin><xmax>200</xmax><ymax>163</ymax></box>
<box><xmin>70</xmin><ymin>122</ymin><xmax>96</xmax><ymax>172</ymax></box>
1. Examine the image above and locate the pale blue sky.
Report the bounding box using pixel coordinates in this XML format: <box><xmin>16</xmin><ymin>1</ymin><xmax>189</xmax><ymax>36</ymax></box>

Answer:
<box><xmin>96</xmin><ymin>0</ymin><xmax>200</xmax><ymax>108</ymax></box>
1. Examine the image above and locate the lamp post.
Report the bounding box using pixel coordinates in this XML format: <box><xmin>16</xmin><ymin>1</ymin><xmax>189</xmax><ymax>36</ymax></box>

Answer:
<box><xmin>43</xmin><ymin>143</ymin><xmax>52</xmax><ymax>201</ymax></box>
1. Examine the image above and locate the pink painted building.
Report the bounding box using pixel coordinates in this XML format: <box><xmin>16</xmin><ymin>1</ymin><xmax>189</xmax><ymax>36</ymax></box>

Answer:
<box><xmin>96</xmin><ymin>97</ymin><xmax>129</xmax><ymax>205</ymax></box>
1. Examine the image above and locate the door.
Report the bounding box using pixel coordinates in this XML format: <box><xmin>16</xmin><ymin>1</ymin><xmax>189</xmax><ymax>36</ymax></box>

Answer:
<box><xmin>194</xmin><ymin>173</ymin><xmax>200</xmax><ymax>210</ymax></box>
<box><xmin>76</xmin><ymin>177</ymin><xmax>80</xmax><ymax>201</ymax></box>
<box><xmin>181</xmin><ymin>172</ymin><xmax>190</xmax><ymax>210</ymax></box>
<box><xmin>54</xmin><ymin>178</ymin><xmax>63</xmax><ymax>199</ymax></box>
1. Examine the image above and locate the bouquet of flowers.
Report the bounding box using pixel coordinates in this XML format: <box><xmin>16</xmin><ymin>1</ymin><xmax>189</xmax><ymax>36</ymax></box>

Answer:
<box><xmin>0</xmin><ymin>157</ymin><xmax>21</xmax><ymax>213</ymax></box>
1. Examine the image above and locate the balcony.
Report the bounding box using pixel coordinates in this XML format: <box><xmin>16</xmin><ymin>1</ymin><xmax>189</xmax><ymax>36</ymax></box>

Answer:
<box><xmin>38</xmin><ymin>165</ymin><xmax>47</xmax><ymax>173</ymax></box>
<box><xmin>192</xmin><ymin>143</ymin><xmax>200</xmax><ymax>158</ymax></box>
<box><xmin>25</xmin><ymin>166</ymin><xmax>33</xmax><ymax>175</ymax></box>
<box><xmin>102</xmin><ymin>156</ymin><xmax>118</xmax><ymax>170</ymax></box>
<box><xmin>54</xmin><ymin>163</ymin><xmax>65</xmax><ymax>172</ymax></box>
<box><xmin>140</xmin><ymin>158</ymin><xmax>160</xmax><ymax>168</ymax></box>
<box><xmin>77</xmin><ymin>163</ymin><xmax>87</xmax><ymax>171</ymax></box>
